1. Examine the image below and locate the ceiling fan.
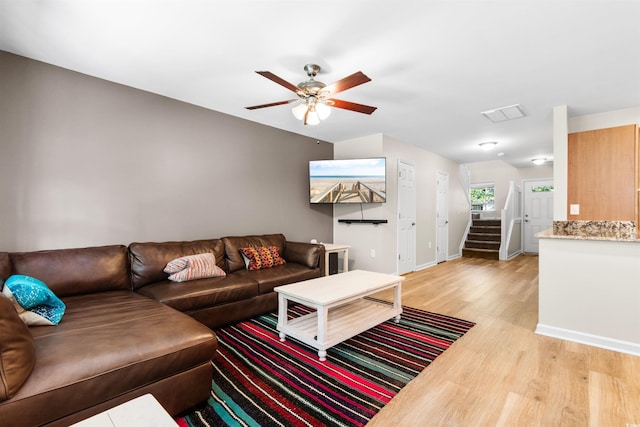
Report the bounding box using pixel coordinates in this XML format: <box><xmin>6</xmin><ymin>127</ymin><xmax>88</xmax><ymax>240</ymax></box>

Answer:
<box><xmin>245</xmin><ymin>64</ymin><xmax>377</xmax><ymax>125</ymax></box>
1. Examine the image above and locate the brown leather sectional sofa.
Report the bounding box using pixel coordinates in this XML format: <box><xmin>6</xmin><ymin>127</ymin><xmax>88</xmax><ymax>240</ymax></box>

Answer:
<box><xmin>0</xmin><ymin>233</ymin><xmax>324</xmax><ymax>426</ymax></box>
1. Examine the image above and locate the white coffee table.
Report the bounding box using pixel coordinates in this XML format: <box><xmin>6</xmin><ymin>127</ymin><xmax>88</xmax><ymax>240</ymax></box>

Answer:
<box><xmin>274</xmin><ymin>269</ymin><xmax>404</xmax><ymax>361</ymax></box>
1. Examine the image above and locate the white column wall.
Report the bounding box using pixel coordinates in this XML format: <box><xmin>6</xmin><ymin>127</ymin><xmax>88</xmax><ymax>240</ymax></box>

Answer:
<box><xmin>536</xmin><ymin>237</ymin><xmax>640</xmax><ymax>355</ymax></box>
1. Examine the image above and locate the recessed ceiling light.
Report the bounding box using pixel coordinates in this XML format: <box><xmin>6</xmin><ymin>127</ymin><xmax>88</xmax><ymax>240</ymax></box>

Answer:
<box><xmin>479</xmin><ymin>141</ymin><xmax>498</xmax><ymax>151</ymax></box>
<box><xmin>532</xmin><ymin>158</ymin><xmax>546</xmax><ymax>165</ymax></box>
<box><xmin>481</xmin><ymin>104</ymin><xmax>526</xmax><ymax>123</ymax></box>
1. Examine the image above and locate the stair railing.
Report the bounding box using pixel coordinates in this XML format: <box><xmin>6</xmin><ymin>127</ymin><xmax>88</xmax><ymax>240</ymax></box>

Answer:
<box><xmin>459</xmin><ymin>165</ymin><xmax>472</xmax><ymax>257</ymax></box>
<box><xmin>499</xmin><ymin>181</ymin><xmax>522</xmax><ymax>260</ymax></box>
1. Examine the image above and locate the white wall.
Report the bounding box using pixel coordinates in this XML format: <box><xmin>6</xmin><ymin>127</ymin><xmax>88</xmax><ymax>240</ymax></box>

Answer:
<box><xmin>568</xmin><ymin>107</ymin><xmax>640</xmax><ymax>133</ymax></box>
<box><xmin>537</xmin><ymin>237</ymin><xmax>640</xmax><ymax>356</ymax></box>
<box><xmin>330</xmin><ymin>135</ymin><xmax>389</xmax><ymax>272</ymax></box>
<box><xmin>333</xmin><ymin>134</ymin><xmax>468</xmax><ymax>274</ymax></box>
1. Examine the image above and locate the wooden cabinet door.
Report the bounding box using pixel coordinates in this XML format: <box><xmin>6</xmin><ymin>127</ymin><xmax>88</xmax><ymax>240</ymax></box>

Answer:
<box><xmin>567</xmin><ymin>124</ymin><xmax>637</xmax><ymax>221</ymax></box>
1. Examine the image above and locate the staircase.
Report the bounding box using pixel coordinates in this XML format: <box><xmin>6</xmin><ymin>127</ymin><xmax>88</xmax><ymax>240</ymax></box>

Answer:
<box><xmin>462</xmin><ymin>217</ymin><xmax>501</xmax><ymax>260</ymax></box>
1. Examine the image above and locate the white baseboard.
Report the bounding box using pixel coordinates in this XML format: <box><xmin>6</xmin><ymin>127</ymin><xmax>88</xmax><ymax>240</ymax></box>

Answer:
<box><xmin>415</xmin><ymin>260</ymin><xmax>437</xmax><ymax>271</ymax></box>
<box><xmin>448</xmin><ymin>253</ymin><xmax>462</xmax><ymax>261</ymax></box>
<box><xmin>535</xmin><ymin>324</ymin><xmax>640</xmax><ymax>356</ymax></box>
<box><xmin>506</xmin><ymin>250</ymin><xmax>522</xmax><ymax>260</ymax></box>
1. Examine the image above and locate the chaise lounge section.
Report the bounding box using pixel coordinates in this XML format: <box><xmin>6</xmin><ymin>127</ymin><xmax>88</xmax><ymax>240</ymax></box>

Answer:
<box><xmin>0</xmin><ymin>245</ymin><xmax>218</xmax><ymax>427</ymax></box>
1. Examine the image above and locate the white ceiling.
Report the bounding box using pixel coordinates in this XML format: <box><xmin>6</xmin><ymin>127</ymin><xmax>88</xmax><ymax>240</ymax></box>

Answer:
<box><xmin>1</xmin><ymin>0</ymin><xmax>639</xmax><ymax>168</ymax></box>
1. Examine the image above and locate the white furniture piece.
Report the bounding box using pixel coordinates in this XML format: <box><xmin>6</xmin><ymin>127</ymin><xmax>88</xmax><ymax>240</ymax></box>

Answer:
<box><xmin>322</xmin><ymin>243</ymin><xmax>350</xmax><ymax>275</ymax></box>
<box><xmin>70</xmin><ymin>394</ymin><xmax>177</xmax><ymax>427</ymax></box>
<box><xmin>274</xmin><ymin>269</ymin><xmax>404</xmax><ymax>361</ymax></box>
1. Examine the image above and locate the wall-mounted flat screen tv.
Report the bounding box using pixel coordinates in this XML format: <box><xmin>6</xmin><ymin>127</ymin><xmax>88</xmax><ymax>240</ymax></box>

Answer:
<box><xmin>309</xmin><ymin>157</ymin><xmax>386</xmax><ymax>204</ymax></box>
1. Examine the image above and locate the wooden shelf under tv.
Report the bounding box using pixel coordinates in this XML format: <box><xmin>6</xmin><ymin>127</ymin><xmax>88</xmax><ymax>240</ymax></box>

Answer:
<box><xmin>337</xmin><ymin>219</ymin><xmax>388</xmax><ymax>225</ymax></box>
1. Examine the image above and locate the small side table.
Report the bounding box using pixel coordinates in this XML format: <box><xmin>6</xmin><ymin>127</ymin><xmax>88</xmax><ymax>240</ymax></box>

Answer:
<box><xmin>322</xmin><ymin>243</ymin><xmax>350</xmax><ymax>275</ymax></box>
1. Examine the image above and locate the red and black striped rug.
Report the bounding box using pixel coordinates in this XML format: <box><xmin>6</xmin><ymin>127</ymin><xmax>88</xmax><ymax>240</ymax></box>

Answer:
<box><xmin>176</xmin><ymin>302</ymin><xmax>474</xmax><ymax>427</ymax></box>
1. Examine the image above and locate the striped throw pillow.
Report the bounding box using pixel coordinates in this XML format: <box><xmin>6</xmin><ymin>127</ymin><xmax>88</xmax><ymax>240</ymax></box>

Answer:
<box><xmin>163</xmin><ymin>253</ymin><xmax>226</xmax><ymax>282</ymax></box>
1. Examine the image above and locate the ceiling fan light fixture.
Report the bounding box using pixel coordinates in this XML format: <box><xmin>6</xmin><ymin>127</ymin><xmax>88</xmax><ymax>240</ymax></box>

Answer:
<box><xmin>479</xmin><ymin>141</ymin><xmax>498</xmax><ymax>151</ymax></box>
<box><xmin>292</xmin><ymin>102</ymin><xmax>307</xmax><ymax>120</ymax></box>
<box><xmin>316</xmin><ymin>102</ymin><xmax>331</xmax><ymax>120</ymax></box>
<box><xmin>306</xmin><ymin>109</ymin><xmax>320</xmax><ymax>126</ymax></box>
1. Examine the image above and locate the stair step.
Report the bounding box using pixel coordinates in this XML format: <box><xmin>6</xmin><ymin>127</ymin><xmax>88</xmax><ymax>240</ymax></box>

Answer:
<box><xmin>472</xmin><ymin>219</ymin><xmax>501</xmax><ymax>227</ymax></box>
<box><xmin>468</xmin><ymin>233</ymin><xmax>501</xmax><ymax>242</ymax></box>
<box><xmin>464</xmin><ymin>218</ymin><xmax>502</xmax><ymax>260</ymax></box>
<box><xmin>462</xmin><ymin>248</ymin><xmax>499</xmax><ymax>260</ymax></box>
<box><xmin>465</xmin><ymin>240</ymin><xmax>500</xmax><ymax>250</ymax></box>
<box><xmin>470</xmin><ymin>226</ymin><xmax>501</xmax><ymax>234</ymax></box>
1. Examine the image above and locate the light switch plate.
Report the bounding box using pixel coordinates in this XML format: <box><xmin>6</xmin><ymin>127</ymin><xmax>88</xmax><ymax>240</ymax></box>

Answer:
<box><xmin>570</xmin><ymin>204</ymin><xmax>580</xmax><ymax>215</ymax></box>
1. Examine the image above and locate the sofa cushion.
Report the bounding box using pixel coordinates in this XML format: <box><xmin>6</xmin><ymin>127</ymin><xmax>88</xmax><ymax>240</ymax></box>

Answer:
<box><xmin>0</xmin><ymin>291</ymin><xmax>217</xmax><ymax>426</ymax></box>
<box><xmin>239</xmin><ymin>246</ymin><xmax>286</xmax><ymax>271</ymax></box>
<box><xmin>0</xmin><ymin>293</ymin><xmax>36</xmax><ymax>401</ymax></box>
<box><xmin>9</xmin><ymin>245</ymin><xmax>131</xmax><ymax>297</ymax></box>
<box><xmin>129</xmin><ymin>239</ymin><xmax>225</xmax><ymax>290</ymax></box>
<box><xmin>223</xmin><ymin>234</ymin><xmax>286</xmax><ymax>273</ymax></box>
<box><xmin>2</xmin><ymin>275</ymin><xmax>66</xmax><ymax>325</ymax></box>
<box><xmin>232</xmin><ymin>263</ymin><xmax>323</xmax><ymax>294</ymax></box>
<box><xmin>135</xmin><ymin>275</ymin><xmax>259</xmax><ymax>312</ymax></box>
<box><xmin>164</xmin><ymin>253</ymin><xmax>226</xmax><ymax>282</ymax></box>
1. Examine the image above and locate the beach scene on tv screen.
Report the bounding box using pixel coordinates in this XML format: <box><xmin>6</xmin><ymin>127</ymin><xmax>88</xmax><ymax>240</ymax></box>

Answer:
<box><xmin>310</xmin><ymin>158</ymin><xmax>386</xmax><ymax>203</ymax></box>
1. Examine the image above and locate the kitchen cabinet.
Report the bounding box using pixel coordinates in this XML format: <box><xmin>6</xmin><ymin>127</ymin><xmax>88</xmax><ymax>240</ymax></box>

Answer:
<box><xmin>567</xmin><ymin>124</ymin><xmax>638</xmax><ymax>222</ymax></box>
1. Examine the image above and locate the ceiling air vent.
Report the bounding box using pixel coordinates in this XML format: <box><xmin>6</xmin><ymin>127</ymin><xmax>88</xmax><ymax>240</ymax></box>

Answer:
<box><xmin>481</xmin><ymin>104</ymin><xmax>526</xmax><ymax>123</ymax></box>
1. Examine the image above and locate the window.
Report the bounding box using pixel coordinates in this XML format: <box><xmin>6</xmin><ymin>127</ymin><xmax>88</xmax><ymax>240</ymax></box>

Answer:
<box><xmin>531</xmin><ymin>185</ymin><xmax>554</xmax><ymax>193</ymax></box>
<box><xmin>470</xmin><ymin>183</ymin><xmax>494</xmax><ymax>211</ymax></box>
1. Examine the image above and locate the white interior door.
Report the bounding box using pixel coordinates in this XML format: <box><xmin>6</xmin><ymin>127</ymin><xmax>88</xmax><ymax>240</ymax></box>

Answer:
<box><xmin>523</xmin><ymin>179</ymin><xmax>554</xmax><ymax>253</ymax></box>
<box><xmin>436</xmin><ymin>171</ymin><xmax>449</xmax><ymax>263</ymax></box>
<box><xmin>398</xmin><ymin>161</ymin><xmax>416</xmax><ymax>274</ymax></box>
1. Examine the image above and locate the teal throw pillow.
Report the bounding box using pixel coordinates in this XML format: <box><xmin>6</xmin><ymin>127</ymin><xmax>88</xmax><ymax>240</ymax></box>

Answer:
<box><xmin>2</xmin><ymin>275</ymin><xmax>66</xmax><ymax>325</ymax></box>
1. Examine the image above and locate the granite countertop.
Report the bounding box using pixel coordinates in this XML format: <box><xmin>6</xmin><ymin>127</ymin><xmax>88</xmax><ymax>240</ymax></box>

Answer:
<box><xmin>536</xmin><ymin>220</ymin><xmax>640</xmax><ymax>242</ymax></box>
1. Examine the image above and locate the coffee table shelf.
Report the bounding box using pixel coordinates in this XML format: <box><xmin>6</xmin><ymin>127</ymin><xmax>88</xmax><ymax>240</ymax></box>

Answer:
<box><xmin>282</xmin><ymin>298</ymin><xmax>398</xmax><ymax>349</ymax></box>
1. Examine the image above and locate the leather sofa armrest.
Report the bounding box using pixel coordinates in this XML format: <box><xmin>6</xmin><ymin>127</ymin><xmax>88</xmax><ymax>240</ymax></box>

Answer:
<box><xmin>283</xmin><ymin>241</ymin><xmax>325</xmax><ymax>270</ymax></box>
<box><xmin>0</xmin><ymin>294</ymin><xmax>36</xmax><ymax>401</ymax></box>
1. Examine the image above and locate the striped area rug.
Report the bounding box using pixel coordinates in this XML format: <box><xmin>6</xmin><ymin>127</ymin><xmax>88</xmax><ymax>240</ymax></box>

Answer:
<box><xmin>176</xmin><ymin>301</ymin><xmax>474</xmax><ymax>427</ymax></box>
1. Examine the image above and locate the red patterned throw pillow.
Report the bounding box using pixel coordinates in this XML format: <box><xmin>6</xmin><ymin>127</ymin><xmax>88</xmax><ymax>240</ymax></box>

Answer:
<box><xmin>239</xmin><ymin>246</ymin><xmax>286</xmax><ymax>271</ymax></box>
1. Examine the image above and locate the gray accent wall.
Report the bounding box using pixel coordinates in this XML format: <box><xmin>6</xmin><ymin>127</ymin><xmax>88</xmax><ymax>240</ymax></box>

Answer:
<box><xmin>0</xmin><ymin>51</ymin><xmax>333</xmax><ymax>251</ymax></box>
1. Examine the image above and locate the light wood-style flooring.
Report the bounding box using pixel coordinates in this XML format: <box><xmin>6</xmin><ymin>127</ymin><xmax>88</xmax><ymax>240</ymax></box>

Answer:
<box><xmin>367</xmin><ymin>254</ymin><xmax>640</xmax><ymax>426</ymax></box>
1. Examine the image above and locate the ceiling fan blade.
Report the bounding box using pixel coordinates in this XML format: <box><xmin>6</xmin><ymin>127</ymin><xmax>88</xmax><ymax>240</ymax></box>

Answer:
<box><xmin>256</xmin><ymin>71</ymin><xmax>300</xmax><ymax>93</ymax></box>
<box><xmin>328</xmin><ymin>99</ymin><xmax>377</xmax><ymax>115</ymax></box>
<box><xmin>324</xmin><ymin>71</ymin><xmax>371</xmax><ymax>96</ymax></box>
<box><xmin>245</xmin><ymin>99</ymin><xmax>298</xmax><ymax>110</ymax></box>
